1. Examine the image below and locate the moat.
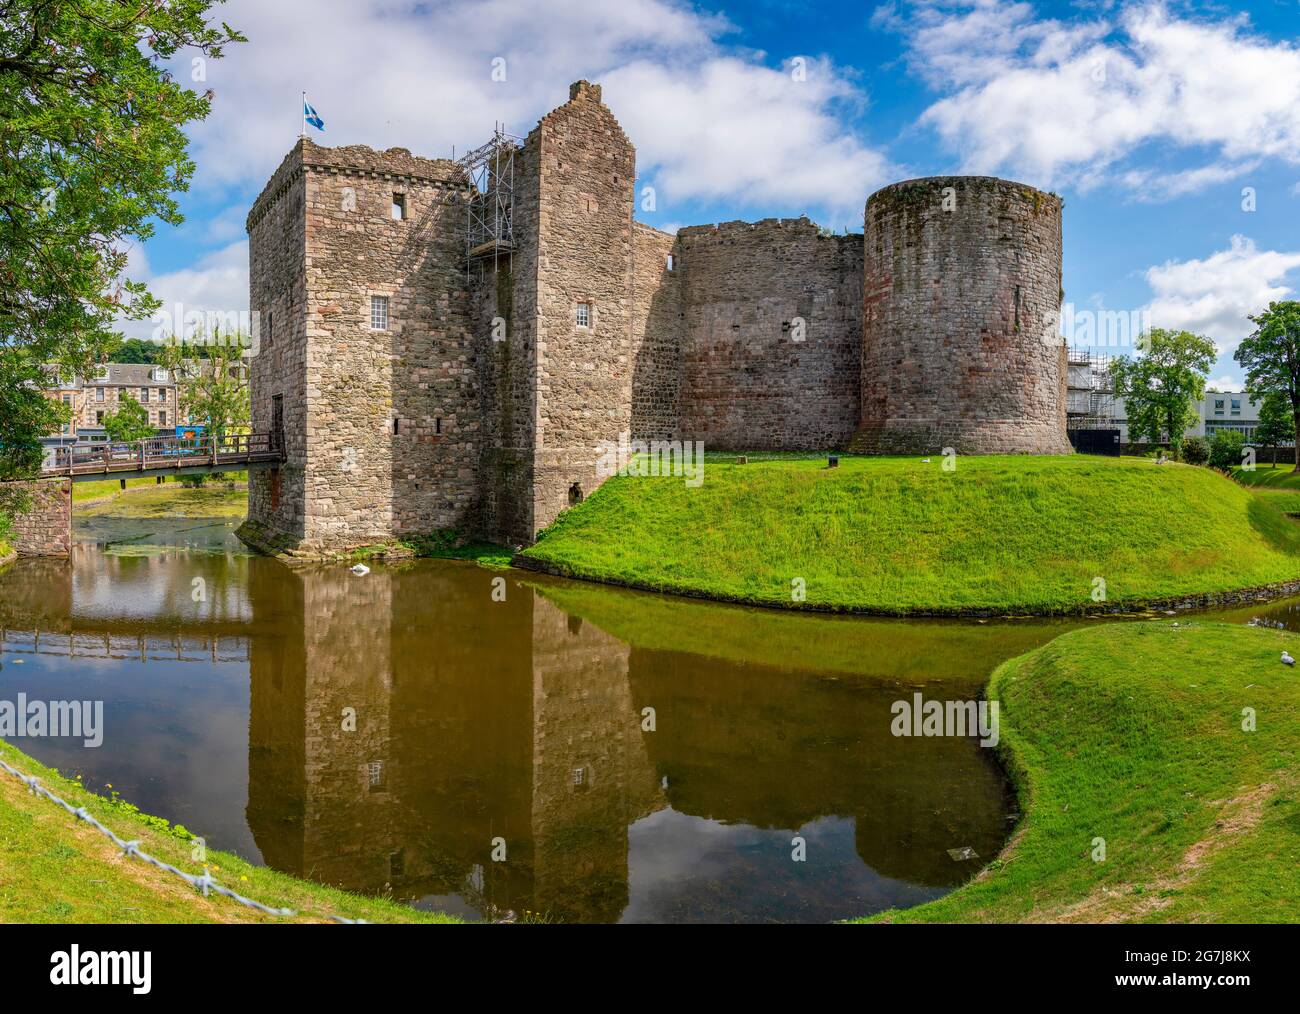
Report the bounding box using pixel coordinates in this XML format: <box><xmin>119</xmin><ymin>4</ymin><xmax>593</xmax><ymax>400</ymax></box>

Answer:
<box><xmin>4</xmin><ymin>513</ymin><xmax>1288</xmax><ymax>923</ymax></box>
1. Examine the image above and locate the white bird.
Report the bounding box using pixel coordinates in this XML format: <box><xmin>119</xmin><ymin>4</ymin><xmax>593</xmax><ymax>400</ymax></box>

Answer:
<box><xmin>1282</xmin><ymin>651</ymin><xmax>1294</xmax><ymax>667</ymax></box>
<box><xmin>921</xmin><ymin>458</ymin><xmax>931</xmax><ymax>463</ymax></box>
<box><xmin>350</xmin><ymin>563</ymin><xmax>370</xmax><ymax>576</ymax></box>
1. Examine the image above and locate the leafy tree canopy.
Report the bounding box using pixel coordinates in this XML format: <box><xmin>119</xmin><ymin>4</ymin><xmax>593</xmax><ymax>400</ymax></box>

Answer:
<box><xmin>0</xmin><ymin>0</ymin><xmax>242</xmax><ymax>476</ymax></box>
<box><xmin>160</xmin><ymin>332</ymin><xmax>249</xmax><ymax>437</ymax></box>
<box><xmin>1110</xmin><ymin>328</ymin><xmax>1216</xmax><ymax>455</ymax></box>
<box><xmin>1236</xmin><ymin>301</ymin><xmax>1300</xmax><ymax>471</ymax></box>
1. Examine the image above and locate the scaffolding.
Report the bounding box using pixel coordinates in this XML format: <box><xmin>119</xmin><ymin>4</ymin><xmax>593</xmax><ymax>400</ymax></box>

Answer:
<box><xmin>457</xmin><ymin>123</ymin><xmax>523</xmax><ymax>277</ymax></box>
<box><xmin>1066</xmin><ymin>346</ymin><xmax>1117</xmax><ymax>430</ymax></box>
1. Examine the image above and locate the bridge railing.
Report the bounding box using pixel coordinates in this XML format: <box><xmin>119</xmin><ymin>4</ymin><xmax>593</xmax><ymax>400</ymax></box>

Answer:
<box><xmin>42</xmin><ymin>432</ymin><xmax>282</xmax><ymax>477</ymax></box>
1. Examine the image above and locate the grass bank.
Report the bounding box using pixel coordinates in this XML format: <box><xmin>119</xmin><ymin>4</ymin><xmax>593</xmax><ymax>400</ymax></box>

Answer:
<box><xmin>0</xmin><ymin>740</ymin><xmax>456</xmax><ymax>923</ymax></box>
<box><xmin>522</xmin><ymin>455</ymin><xmax>1300</xmax><ymax>615</ymax></box>
<box><xmin>75</xmin><ymin>484</ymin><xmax>247</xmax><ymax>519</ymax></box>
<box><xmin>864</xmin><ymin>621</ymin><xmax>1300</xmax><ymax>923</ymax></box>
<box><xmin>1230</xmin><ymin>462</ymin><xmax>1300</xmax><ymax>489</ymax></box>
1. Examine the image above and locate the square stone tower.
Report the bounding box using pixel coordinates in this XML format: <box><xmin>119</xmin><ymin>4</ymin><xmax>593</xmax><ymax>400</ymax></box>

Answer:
<box><xmin>244</xmin><ymin>140</ymin><xmax>480</xmax><ymax>553</ymax></box>
<box><xmin>475</xmin><ymin>80</ymin><xmax>640</xmax><ymax>544</ymax></box>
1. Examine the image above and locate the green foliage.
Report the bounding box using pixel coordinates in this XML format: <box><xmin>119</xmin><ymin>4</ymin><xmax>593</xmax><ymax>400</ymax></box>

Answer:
<box><xmin>861</xmin><ymin>622</ymin><xmax>1300</xmax><ymax>923</ymax></box>
<box><xmin>0</xmin><ymin>2</ymin><xmax>242</xmax><ymax>473</ymax></box>
<box><xmin>105</xmin><ymin>337</ymin><xmax>167</xmax><ymax>364</ymax></box>
<box><xmin>1236</xmin><ymin>301</ymin><xmax>1300</xmax><ymax>470</ymax></box>
<box><xmin>0</xmin><ymin>357</ymin><xmax>67</xmax><ymax>477</ymax></box>
<box><xmin>1181</xmin><ymin>434</ymin><xmax>1209</xmax><ymax>465</ymax></box>
<box><xmin>1254</xmin><ymin>388</ymin><xmax>1297</xmax><ymax>451</ymax></box>
<box><xmin>102</xmin><ymin>394</ymin><xmax>156</xmax><ymax>442</ymax></box>
<box><xmin>1110</xmin><ymin>328</ymin><xmax>1216</xmax><ymax>456</ymax></box>
<box><xmin>523</xmin><ymin>455</ymin><xmax>1300</xmax><ymax>614</ymax></box>
<box><xmin>1209</xmin><ymin>428</ymin><xmax>1246</xmax><ymax>470</ymax></box>
<box><xmin>160</xmin><ymin>333</ymin><xmax>250</xmax><ymax>436</ymax></box>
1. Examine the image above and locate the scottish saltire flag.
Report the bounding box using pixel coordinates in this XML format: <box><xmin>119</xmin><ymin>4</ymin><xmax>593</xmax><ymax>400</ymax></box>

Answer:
<box><xmin>303</xmin><ymin>96</ymin><xmax>324</xmax><ymax>132</ymax></box>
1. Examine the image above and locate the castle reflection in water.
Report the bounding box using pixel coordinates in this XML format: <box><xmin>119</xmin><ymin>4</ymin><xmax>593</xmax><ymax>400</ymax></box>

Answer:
<box><xmin>1</xmin><ymin>548</ymin><xmax>1036</xmax><ymax>923</ymax></box>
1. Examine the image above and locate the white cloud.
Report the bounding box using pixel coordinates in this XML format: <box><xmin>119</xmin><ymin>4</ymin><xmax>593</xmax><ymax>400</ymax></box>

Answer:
<box><xmin>604</xmin><ymin>57</ymin><xmax>890</xmax><ymax>221</ymax></box>
<box><xmin>1206</xmin><ymin>374</ymin><xmax>1242</xmax><ymax>392</ymax></box>
<box><xmin>181</xmin><ymin>0</ymin><xmax>888</xmax><ymax>218</ymax></box>
<box><xmin>1142</xmin><ymin>235</ymin><xmax>1300</xmax><ymax>352</ymax></box>
<box><xmin>884</xmin><ymin>1</ymin><xmax>1300</xmax><ymax>192</ymax></box>
<box><xmin>117</xmin><ymin>241</ymin><xmax>250</xmax><ymax>341</ymax></box>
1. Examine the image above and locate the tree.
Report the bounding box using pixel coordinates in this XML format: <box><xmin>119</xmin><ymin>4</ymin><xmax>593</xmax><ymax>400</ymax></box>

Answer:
<box><xmin>1253</xmin><ymin>389</ymin><xmax>1296</xmax><ymax>466</ymax></box>
<box><xmin>160</xmin><ymin>332</ymin><xmax>250</xmax><ymax>437</ymax></box>
<box><xmin>0</xmin><ymin>1</ymin><xmax>243</xmax><ymax>477</ymax></box>
<box><xmin>1110</xmin><ymin>328</ymin><xmax>1217</xmax><ymax>458</ymax></box>
<box><xmin>1235</xmin><ymin>301</ymin><xmax>1300</xmax><ymax>473</ymax></box>
<box><xmin>1210</xmin><ymin>429</ymin><xmax>1246</xmax><ymax>471</ymax></box>
<box><xmin>103</xmin><ymin>395</ymin><xmax>156</xmax><ymax>443</ymax></box>
<box><xmin>106</xmin><ymin>337</ymin><xmax>168</xmax><ymax>364</ymax></box>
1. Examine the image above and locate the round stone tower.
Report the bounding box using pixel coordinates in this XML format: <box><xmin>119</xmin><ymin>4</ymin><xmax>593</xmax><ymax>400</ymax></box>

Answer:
<box><xmin>855</xmin><ymin>176</ymin><xmax>1071</xmax><ymax>455</ymax></box>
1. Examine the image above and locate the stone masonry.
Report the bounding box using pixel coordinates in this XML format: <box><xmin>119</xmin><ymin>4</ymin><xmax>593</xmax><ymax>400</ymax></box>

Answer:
<box><xmin>244</xmin><ymin>81</ymin><xmax>1070</xmax><ymax>555</ymax></box>
<box><xmin>4</xmin><ymin>478</ymin><xmax>72</xmax><ymax>557</ymax></box>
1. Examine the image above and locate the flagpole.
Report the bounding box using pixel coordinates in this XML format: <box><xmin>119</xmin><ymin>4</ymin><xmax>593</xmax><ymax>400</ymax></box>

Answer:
<box><xmin>301</xmin><ymin>91</ymin><xmax>306</xmax><ymax>140</ymax></box>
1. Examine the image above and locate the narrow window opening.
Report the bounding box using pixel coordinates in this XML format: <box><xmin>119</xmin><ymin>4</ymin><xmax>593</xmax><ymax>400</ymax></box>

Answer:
<box><xmin>392</xmin><ymin>192</ymin><xmax>406</xmax><ymax>220</ymax></box>
<box><xmin>370</xmin><ymin>294</ymin><xmax>389</xmax><ymax>331</ymax></box>
<box><xmin>575</xmin><ymin>302</ymin><xmax>591</xmax><ymax>328</ymax></box>
<box><xmin>393</xmin><ymin>416</ymin><xmax>400</xmax><ymax>436</ymax></box>
<box><xmin>666</xmin><ymin>254</ymin><xmax>674</xmax><ymax>272</ymax></box>
<box><xmin>435</xmin><ymin>417</ymin><xmax>442</xmax><ymax>434</ymax></box>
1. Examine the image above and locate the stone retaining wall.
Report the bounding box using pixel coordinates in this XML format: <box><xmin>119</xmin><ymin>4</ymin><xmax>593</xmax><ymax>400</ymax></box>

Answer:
<box><xmin>2</xmin><ymin>478</ymin><xmax>71</xmax><ymax>557</ymax></box>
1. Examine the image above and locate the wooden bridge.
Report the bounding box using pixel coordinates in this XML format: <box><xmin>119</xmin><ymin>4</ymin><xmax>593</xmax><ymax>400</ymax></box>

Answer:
<box><xmin>41</xmin><ymin>432</ymin><xmax>284</xmax><ymax>482</ymax></box>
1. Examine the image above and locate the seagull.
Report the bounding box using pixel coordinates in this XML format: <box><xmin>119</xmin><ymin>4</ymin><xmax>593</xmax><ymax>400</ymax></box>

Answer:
<box><xmin>1282</xmin><ymin>651</ymin><xmax>1294</xmax><ymax>667</ymax></box>
<box><xmin>350</xmin><ymin>563</ymin><xmax>370</xmax><ymax>576</ymax></box>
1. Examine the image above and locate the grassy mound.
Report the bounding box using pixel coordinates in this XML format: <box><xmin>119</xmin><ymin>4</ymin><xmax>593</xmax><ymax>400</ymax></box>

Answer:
<box><xmin>0</xmin><ymin>739</ymin><xmax>457</xmax><ymax>923</ymax></box>
<box><xmin>864</xmin><ymin>621</ymin><xmax>1300</xmax><ymax>923</ymax></box>
<box><xmin>522</xmin><ymin>455</ymin><xmax>1300</xmax><ymax>614</ymax></box>
<box><xmin>1230</xmin><ymin>463</ymin><xmax>1300</xmax><ymax>489</ymax></box>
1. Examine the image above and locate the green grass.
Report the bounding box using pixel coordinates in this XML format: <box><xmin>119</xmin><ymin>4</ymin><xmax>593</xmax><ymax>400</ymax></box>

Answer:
<box><xmin>522</xmin><ymin>455</ymin><xmax>1300</xmax><ymax>615</ymax></box>
<box><xmin>863</xmin><ymin>621</ymin><xmax>1300</xmax><ymax>923</ymax></box>
<box><xmin>0</xmin><ymin>740</ymin><xmax>458</xmax><ymax>924</ymax></box>
<box><xmin>1230</xmin><ymin>462</ymin><xmax>1300</xmax><ymax>489</ymax></box>
<box><xmin>72</xmin><ymin>477</ymin><xmax>164</xmax><ymax>503</ymax></box>
<box><xmin>74</xmin><ymin>484</ymin><xmax>247</xmax><ymax>519</ymax></box>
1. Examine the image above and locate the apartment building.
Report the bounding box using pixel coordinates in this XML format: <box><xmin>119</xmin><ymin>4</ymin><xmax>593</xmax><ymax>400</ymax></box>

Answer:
<box><xmin>42</xmin><ymin>363</ymin><xmax>179</xmax><ymax>444</ymax></box>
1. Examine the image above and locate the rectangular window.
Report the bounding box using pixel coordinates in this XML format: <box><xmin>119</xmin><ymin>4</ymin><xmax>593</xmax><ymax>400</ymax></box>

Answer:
<box><xmin>370</xmin><ymin>295</ymin><xmax>389</xmax><ymax>331</ymax></box>
<box><xmin>96</xmin><ymin>387</ymin><xmax>105</xmax><ymax>402</ymax></box>
<box><xmin>141</xmin><ymin>387</ymin><xmax>149</xmax><ymax>401</ymax></box>
<box><xmin>159</xmin><ymin>410</ymin><xmax>167</xmax><ymax>426</ymax></box>
<box><xmin>575</xmin><ymin>302</ymin><xmax>591</xmax><ymax>327</ymax></box>
<box><xmin>392</xmin><ymin>193</ymin><xmax>406</xmax><ymax>220</ymax></box>
<box><xmin>96</xmin><ymin>410</ymin><xmax>104</xmax><ymax>424</ymax></box>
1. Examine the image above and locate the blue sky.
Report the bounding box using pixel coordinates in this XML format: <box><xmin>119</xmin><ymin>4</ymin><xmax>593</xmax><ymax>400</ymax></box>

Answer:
<box><xmin>132</xmin><ymin>0</ymin><xmax>1300</xmax><ymax>389</ymax></box>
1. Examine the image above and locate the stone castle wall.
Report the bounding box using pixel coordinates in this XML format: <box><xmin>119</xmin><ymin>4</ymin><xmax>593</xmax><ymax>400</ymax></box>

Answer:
<box><xmin>246</xmin><ymin>141</ymin><xmax>480</xmax><ymax>552</ymax></box>
<box><xmin>528</xmin><ymin>81</ymin><xmax>638</xmax><ymax>539</ymax></box>
<box><xmin>855</xmin><ymin>176</ymin><xmax>1069</xmax><ymax>455</ymax></box>
<box><xmin>676</xmin><ymin>218</ymin><xmax>864</xmax><ymax>450</ymax></box>
<box><xmin>3</xmin><ymin>478</ymin><xmax>71</xmax><ymax>557</ymax></box>
<box><xmin>630</xmin><ymin>222</ymin><xmax>681</xmax><ymax>442</ymax></box>
<box><xmin>245</xmin><ymin>85</ymin><xmax>1069</xmax><ymax>555</ymax></box>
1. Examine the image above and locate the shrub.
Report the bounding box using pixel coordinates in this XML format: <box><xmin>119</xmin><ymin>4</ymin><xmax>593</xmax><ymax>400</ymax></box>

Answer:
<box><xmin>1209</xmin><ymin>429</ymin><xmax>1246</xmax><ymax>470</ymax></box>
<box><xmin>1182</xmin><ymin>435</ymin><xmax>1210</xmax><ymax>465</ymax></box>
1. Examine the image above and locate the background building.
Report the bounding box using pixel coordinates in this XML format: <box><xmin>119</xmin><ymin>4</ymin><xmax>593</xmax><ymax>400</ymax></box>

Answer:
<box><xmin>41</xmin><ymin>364</ymin><xmax>178</xmax><ymax>445</ymax></box>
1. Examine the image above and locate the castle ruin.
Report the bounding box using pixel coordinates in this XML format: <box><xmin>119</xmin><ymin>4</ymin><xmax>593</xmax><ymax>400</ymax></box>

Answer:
<box><xmin>243</xmin><ymin>80</ymin><xmax>1068</xmax><ymax>554</ymax></box>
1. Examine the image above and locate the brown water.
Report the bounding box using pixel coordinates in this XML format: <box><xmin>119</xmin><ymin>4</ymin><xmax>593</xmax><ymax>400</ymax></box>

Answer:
<box><xmin>0</xmin><ymin>514</ymin><xmax>1105</xmax><ymax>923</ymax></box>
